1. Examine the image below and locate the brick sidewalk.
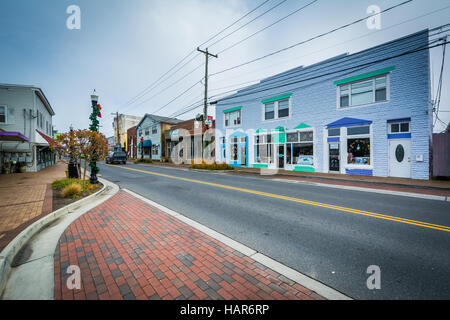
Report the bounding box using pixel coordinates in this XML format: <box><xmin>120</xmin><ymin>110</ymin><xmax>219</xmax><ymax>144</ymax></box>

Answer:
<box><xmin>0</xmin><ymin>161</ymin><xmax>66</xmax><ymax>252</ymax></box>
<box><xmin>54</xmin><ymin>190</ymin><xmax>325</xmax><ymax>300</ymax></box>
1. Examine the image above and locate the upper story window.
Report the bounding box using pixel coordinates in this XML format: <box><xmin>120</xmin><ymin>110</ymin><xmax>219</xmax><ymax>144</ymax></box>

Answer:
<box><xmin>225</xmin><ymin>109</ymin><xmax>241</xmax><ymax>127</ymax></box>
<box><xmin>152</xmin><ymin>125</ymin><xmax>157</xmax><ymax>134</ymax></box>
<box><xmin>263</xmin><ymin>98</ymin><xmax>290</xmax><ymax>121</ymax></box>
<box><xmin>338</xmin><ymin>73</ymin><xmax>389</xmax><ymax>108</ymax></box>
<box><xmin>389</xmin><ymin>121</ymin><xmax>410</xmax><ymax>134</ymax></box>
<box><xmin>138</xmin><ymin>129</ymin><xmax>142</xmax><ymax>136</ymax></box>
<box><xmin>145</xmin><ymin>128</ymin><xmax>149</xmax><ymax>136</ymax></box>
<box><xmin>0</xmin><ymin>106</ymin><xmax>7</xmax><ymax>123</ymax></box>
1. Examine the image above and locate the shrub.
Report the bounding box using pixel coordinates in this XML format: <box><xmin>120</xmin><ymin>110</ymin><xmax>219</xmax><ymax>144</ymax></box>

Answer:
<box><xmin>190</xmin><ymin>162</ymin><xmax>234</xmax><ymax>170</ymax></box>
<box><xmin>52</xmin><ymin>178</ymin><xmax>78</xmax><ymax>190</ymax></box>
<box><xmin>62</xmin><ymin>183</ymin><xmax>82</xmax><ymax>198</ymax></box>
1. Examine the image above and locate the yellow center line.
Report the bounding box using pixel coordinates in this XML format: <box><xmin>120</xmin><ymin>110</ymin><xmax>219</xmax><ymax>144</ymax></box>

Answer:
<box><xmin>104</xmin><ymin>164</ymin><xmax>450</xmax><ymax>233</ymax></box>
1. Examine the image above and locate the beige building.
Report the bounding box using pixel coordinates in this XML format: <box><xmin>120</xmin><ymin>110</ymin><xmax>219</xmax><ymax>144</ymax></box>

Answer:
<box><xmin>112</xmin><ymin>114</ymin><xmax>142</xmax><ymax>151</ymax></box>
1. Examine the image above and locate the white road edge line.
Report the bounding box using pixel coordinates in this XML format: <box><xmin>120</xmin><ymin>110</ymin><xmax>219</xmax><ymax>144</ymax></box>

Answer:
<box><xmin>122</xmin><ymin>188</ymin><xmax>352</xmax><ymax>301</ymax></box>
<box><xmin>270</xmin><ymin>179</ymin><xmax>447</xmax><ymax>201</ymax></box>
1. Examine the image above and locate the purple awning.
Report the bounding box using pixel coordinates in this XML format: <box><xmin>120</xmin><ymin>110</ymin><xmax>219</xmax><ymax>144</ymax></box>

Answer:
<box><xmin>0</xmin><ymin>131</ymin><xmax>30</xmax><ymax>142</ymax></box>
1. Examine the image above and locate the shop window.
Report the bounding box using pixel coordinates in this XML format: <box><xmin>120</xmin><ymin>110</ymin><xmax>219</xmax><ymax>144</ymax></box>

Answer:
<box><xmin>231</xmin><ymin>144</ymin><xmax>238</xmax><ymax>161</ymax></box>
<box><xmin>328</xmin><ymin>128</ymin><xmax>340</xmax><ymax>137</ymax></box>
<box><xmin>286</xmin><ymin>130</ymin><xmax>314</xmax><ymax>165</ymax></box>
<box><xmin>0</xmin><ymin>106</ymin><xmax>7</xmax><ymax>123</ymax></box>
<box><xmin>254</xmin><ymin>134</ymin><xmax>274</xmax><ymax>164</ymax></box>
<box><xmin>286</xmin><ymin>132</ymin><xmax>298</xmax><ymax>143</ymax></box>
<box><xmin>347</xmin><ymin>138</ymin><xmax>370</xmax><ymax>165</ymax></box>
<box><xmin>225</xmin><ymin>110</ymin><xmax>241</xmax><ymax>127</ymax></box>
<box><xmin>338</xmin><ymin>75</ymin><xmax>388</xmax><ymax>108</ymax></box>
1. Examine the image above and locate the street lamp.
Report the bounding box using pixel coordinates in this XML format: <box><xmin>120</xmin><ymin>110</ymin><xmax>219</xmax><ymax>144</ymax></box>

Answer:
<box><xmin>89</xmin><ymin>92</ymin><xmax>99</xmax><ymax>184</ymax></box>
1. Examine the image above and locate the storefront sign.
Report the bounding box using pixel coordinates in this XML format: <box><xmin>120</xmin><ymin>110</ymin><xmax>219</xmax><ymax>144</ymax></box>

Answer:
<box><xmin>297</xmin><ymin>156</ymin><xmax>314</xmax><ymax>166</ymax></box>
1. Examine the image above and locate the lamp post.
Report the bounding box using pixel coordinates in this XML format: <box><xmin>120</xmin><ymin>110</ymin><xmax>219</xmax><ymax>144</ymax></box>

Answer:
<box><xmin>68</xmin><ymin>125</ymin><xmax>78</xmax><ymax>178</ymax></box>
<box><xmin>89</xmin><ymin>92</ymin><xmax>100</xmax><ymax>184</ymax></box>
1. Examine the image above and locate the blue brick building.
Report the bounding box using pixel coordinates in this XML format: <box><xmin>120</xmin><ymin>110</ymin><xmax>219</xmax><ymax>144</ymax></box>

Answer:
<box><xmin>213</xmin><ymin>30</ymin><xmax>432</xmax><ymax>180</ymax></box>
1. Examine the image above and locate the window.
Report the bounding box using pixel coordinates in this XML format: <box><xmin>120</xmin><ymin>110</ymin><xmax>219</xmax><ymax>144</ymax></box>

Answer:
<box><xmin>152</xmin><ymin>126</ymin><xmax>157</xmax><ymax>134</ymax></box>
<box><xmin>254</xmin><ymin>134</ymin><xmax>274</xmax><ymax>164</ymax></box>
<box><xmin>286</xmin><ymin>130</ymin><xmax>314</xmax><ymax>166</ymax></box>
<box><xmin>152</xmin><ymin>145</ymin><xmax>159</xmax><ymax>155</ymax></box>
<box><xmin>338</xmin><ymin>75</ymin><xmax>388</xmax><ymax>108</ymax></box>
<box><xmin>264</xmin><ymin>103</ymin><xmax>274</xmax><ymax>120</ymax></box>
<box><xmin>145</xmin><ymin>128</ymin><xmax>149</xmax><ymax>136</ymax></box>
<box><xmin>347</xmin><ymin>126</ymin><xmax>370</xmax><ymax>135</ymax></box>
<box><xmin>225</xmin><ymin>110</ymin><xmax>241</xmax><ymax>127</ymax></box>
<box><xmin>138</xmin><ymin>129</ymin><xmax>142</xmax><ymax>136</ymax></box>
<box><xmin>328</xmin><ymin>128</ymin><xmax>340</xmax><ymax>137</ymax></box>
<box><xmin>263</xmin><ymin>98</ymin><xmax>291</xmax><ymax>121</ymax></box>
<box><xmin>389</xmin><ymin>121</ymin><xmax>410</xmax><ymax>133</ymax></box>
<box><xmin>0</xmin><ymin>106</ymin><xmax>7</xmax><ymax>123</ymax></box>
<box><xmin>278</xmin><ymin>100</ymin><xmax>289</xmax><ymax>118</ymax></box>
<box><xmin>347</xmin><ymin>138</ymin><xmax>370</xmax><ymax>165</ymax></box>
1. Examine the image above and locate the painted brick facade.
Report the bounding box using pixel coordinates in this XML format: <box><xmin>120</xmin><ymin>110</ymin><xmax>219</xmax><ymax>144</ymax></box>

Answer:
<box><xmin>214</xmin><ymin>30</ymin><xmax>432</xmax><ymax>180</ymax></box>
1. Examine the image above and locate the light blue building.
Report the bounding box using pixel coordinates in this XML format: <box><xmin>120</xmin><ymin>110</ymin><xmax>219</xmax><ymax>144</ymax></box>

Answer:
<box><xmin>214</xmin><ymin>30</ymin><xmax>432</xmax><ymax>180</ymax></box>
<box><xmin>136</xmin><ymin>114</ymin><xmax>182</xmax><ymax>160</ymax></box>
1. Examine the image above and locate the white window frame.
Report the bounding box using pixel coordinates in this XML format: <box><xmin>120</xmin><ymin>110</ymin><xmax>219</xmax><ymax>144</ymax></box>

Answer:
<box><xmin>388</xmin><ymin>121</ymin><xmax>410</xmax><ymax>134</ymax></box>
<box><xmin>224</xmin><ymin>109</ymin><xmax>242</xmax><ymax>128</ymax></box>
<box><xmin>262</xmin><ymin>98</ymin><xmax>292</xmax><ymax>122</ymax></box>
<box><xmin>253</xmin><ymin>133</ymin><xmax>275</xmax><ymax>165</ymax></box>
<box><xmin>337</xmin><ymin>74</ymin><xmax>390</xmax><ymax>109</ymax></box>
<box><xmin>0</xmin><ymin>105</ymin><xmax>7</xmax><ymax>124</ymax></box>
<box><xmin>152</xmin><ymin>125</ymin><xmax>157</xmax><ymax>134</ymax></box>
<box><xmin>344</xmin><ymin>125</ymin><xmax>373</xmax><ymax>169</ymax></box>
<box><xmin>285</xmin><ymin>128</ymin><xmax>315</xmax><ymax>169</ymax></box>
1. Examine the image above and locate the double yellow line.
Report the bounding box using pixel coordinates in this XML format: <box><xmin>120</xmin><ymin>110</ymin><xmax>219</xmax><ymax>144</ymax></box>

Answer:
<box><xmin>104</xmin><ymin>164</ymin><xmax>450</xmax><ymax>233</ymax></box>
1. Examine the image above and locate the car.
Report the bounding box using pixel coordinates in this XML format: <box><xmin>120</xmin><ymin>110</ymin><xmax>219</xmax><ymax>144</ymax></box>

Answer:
<box><xmin>105</xmin><ymin>151</ymin><xmax>127</xmax><ymax>164</ymax></box>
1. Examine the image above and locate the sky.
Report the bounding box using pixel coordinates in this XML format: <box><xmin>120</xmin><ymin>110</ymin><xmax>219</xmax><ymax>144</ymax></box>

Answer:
<box><xmin>0</xmin><ymin>0</ymin><xmax>449</xmax><ymax>137</ymax></box>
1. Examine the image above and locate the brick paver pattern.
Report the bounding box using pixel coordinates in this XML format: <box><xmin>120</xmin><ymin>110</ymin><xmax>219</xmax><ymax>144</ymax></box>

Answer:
<box><xmin>0</xmin><ymin>161</ymin><xmax>66</xmax><ymax>251</ymax></box>
<box><xmin>54</xmin><ymin>191</ymin><xmax>324</xmax><ymax>300</ymax></box>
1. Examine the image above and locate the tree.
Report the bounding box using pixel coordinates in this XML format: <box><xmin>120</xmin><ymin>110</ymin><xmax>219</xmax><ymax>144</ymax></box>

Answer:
<box><xmin>51</xmin><ymin>129</ymin><xmax>108</xmax><ymax>188</ymax></box>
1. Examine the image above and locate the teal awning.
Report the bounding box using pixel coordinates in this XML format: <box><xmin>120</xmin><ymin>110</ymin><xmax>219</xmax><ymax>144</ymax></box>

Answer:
<box><xmin>223</xmin><ymin>106</ymin><xmax>242</xmax><ymax>113</ymax></box>
<box><xmin>333</xmin><ymin>66</ymin><xmax>395</xmax><ymax>86</ymax></box>
<box><xmin>143</xmin><ymin>140</ymin><xmax>152</xmax><ymax>147</ymax></box>
<box><xmin>261</xmin><ymin>93</ymin><xmax>292</xmax><ymax>104</ymax></box>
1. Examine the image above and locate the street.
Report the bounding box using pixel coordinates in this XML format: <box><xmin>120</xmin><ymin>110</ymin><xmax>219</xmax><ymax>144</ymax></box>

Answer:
<box><xmin>96</xmin><ymin>162</ymin><xmax>450</xmax><ymax>300</ymax></box>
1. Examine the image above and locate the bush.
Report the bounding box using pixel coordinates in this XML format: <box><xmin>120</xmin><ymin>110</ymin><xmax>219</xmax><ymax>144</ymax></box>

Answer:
<box><xmin>190</xmin><ymin>161</ymin><xmax>234</xmax><ymax>170</ymax></box>
<box><xmin>62</xmin><ymin>183</ymin><xmax>82</xmax><ymax>198</ymax></box>
<box><xmin>134</xmin><ymin>158</ymin><xmax>153</xmax><ymax>164</ymax></box>
<box><xmin>52</xmin><ymin>178</ymin><xmax>78</xmax><ymax>190</ymax></box>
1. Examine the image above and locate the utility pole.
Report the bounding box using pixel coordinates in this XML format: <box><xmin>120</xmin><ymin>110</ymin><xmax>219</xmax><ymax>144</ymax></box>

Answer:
<box><xmin>197</xmin><ymin>47</ymin><xmax>217</xmax><ymax>161</ymax></box>
<box><xmin>197</xmin><ymin>47</ymin><xmax>218</xmax><ymax>126</ymax></box>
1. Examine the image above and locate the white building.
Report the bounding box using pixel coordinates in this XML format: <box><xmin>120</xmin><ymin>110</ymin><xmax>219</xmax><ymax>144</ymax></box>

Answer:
<box><xmin>112</xmin><ymin>114</ymin><xmax>142</xmax><ymax>151</ymax></box>
<box><xmin>0</xmin><ymin>84</ymin><xmax>56</xmax><ymax>172</ymax></box>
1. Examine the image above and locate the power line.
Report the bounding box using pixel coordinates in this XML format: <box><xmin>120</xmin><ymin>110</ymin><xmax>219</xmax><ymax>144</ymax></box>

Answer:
<box><xmin>209</xmin><ymin>5</ymin><xmax>450</xmax><ymax>89</ymax></box>
<box><xmin>210</xmin><ymin>34</ymin><xmax>447</xmax><ymax>104</ymax></box>
<box><xmin>218</xmin><ymin>0</ymin><xmax>318</xmax><ymax>55</ymax></box>
<box><xmin>211</xmin><ymin>0</ymin><xmax>414</xmax><ymax>77</ymax></box>
<box><xmin>207</xmin><ymin>0</ymin><xmax>290</xmax><ymax>49</ymax></box>
<box><xmin>152</xmin><ymin>80</ymin><xmax>203</xmax><ymax>115</ymax></box>
<box><xmin>120</xmin><ymin>0</ymin><xmax>273</xmax><ymax>111</ymax></box>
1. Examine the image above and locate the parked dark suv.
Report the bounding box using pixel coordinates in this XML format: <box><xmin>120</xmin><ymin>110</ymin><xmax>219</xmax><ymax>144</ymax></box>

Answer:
<box><xmin>105</xmin><ymin>151</ymin><xmax>127</xmax><ymax>164</ymax></box>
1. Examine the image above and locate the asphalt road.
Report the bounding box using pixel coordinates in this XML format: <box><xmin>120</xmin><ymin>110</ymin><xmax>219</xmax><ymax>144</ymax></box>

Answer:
<box><xmin>96</xmin><ymin>161</ymin><xmax>450</xmax><ymax>300</ymax></box>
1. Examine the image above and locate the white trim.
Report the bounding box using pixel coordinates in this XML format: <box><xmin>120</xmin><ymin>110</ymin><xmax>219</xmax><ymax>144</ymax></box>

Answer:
<box><xmin>262</xmin><ymin>98</ymin><xmax>292</xmax><ymax>122</ymax></box>
<box><xmin>224</xmin><ymin>109</ymin><xmax>242</xmax><ymax>128</ymax></box>
<box><xmin>388</xmin><ymin>120</ymin><xmax>411</xmax><ymax>134</ymax></box>
<box><xmin>337</xmin><ymin>74</ymin><xmax>390</xmax><ymax>110</ymax></box>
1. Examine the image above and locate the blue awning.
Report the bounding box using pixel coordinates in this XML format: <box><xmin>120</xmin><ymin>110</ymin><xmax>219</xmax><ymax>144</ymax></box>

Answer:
<box><xmin>143</xmin><ymin>140</ymin><xmax>152</xmax><ymax>147</ymax></box>
<box><xmin>326</xmin><ymin>117</ymin><xmax>372</xmax><ymax>129</ymax></box>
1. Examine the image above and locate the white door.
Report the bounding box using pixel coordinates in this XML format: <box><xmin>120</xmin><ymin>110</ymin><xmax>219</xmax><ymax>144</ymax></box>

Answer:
<box><xmin>389</xmin><ymin>139</ymin><xmax>411</xmax><ymax>178</ymax></box>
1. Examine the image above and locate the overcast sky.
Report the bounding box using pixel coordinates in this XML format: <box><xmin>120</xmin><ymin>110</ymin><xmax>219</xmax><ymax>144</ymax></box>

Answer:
<box><xmin>0</xmin><ymin>0</ymin><xmax>449</xmax><ymax>137</ymax></box>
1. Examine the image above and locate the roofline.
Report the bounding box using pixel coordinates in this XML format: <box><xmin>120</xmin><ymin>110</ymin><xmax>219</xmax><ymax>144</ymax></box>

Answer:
<box><xmin>0</xmin><ymin>83</ymin><xmax>55</xmax><ymax>116</ymax></box>
<box><xmin>136</xmin><ymin>113</ymin><xmax>183</xmax><ymax>128</ymax></box>
<box><xmin>214</xmin><ymin>28</ymin><xmax>429</xmax><ymax>104</ymax></box>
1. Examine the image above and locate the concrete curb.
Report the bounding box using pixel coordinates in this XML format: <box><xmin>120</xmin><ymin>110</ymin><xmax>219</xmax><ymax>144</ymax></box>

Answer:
<box><xmin>123</xmin><ymin>188</ymin><xmax>352</xmax><ymax>300</ymax></box>
<box><xmin>235</xmin><ymin>169</ymin><xmax>450</xmax><ymax>192</ymax></box>
<box><xmin>0</xmin><ymin>178</ymin><xmax>116</xmax><ymax>298</ymax></box>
